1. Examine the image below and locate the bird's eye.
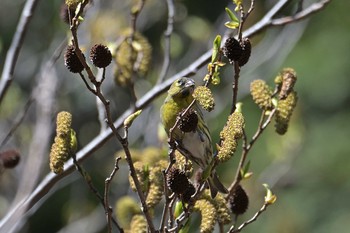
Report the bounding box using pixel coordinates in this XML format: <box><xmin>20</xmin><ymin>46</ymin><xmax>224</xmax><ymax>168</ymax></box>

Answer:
<box><xmin>177</xmin><ymin>78</ymin><xmax>185</xmax><ymax>86</ymax></box>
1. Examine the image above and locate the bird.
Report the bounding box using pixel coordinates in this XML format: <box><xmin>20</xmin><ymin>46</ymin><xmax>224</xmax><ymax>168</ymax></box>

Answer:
<box><xmin>160</xmin><ymin>77</ymin><xmax>228</xmax><ymax>198</ymax></box>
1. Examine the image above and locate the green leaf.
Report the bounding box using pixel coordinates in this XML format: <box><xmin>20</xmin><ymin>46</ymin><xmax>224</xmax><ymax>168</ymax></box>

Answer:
<box><xmin>263</xmin><ymin>184</ymin><xmax>277</xmax><ymax>205</ymax></box>
<box><xmin>211</xmin><ymin>35</ymin><xmax>222</xmax><ymax>62</ymax></box>
<box><xmin>174</xmin><ymin>201</ymin><xmax>184</xmax><ymax>218</ymax></box>
<box><xmin>225</xmin><ymin>7</ymin><xmax>239</xmax><ymax>23</ymax></box>
<box><xmin>225</xmin><ymin>21</ymin><xmax>240</xmax><ymax>29</ymax></box>
<box><xmin>124</xmin><ymin>110</ymin><xmax>142</xmax><ymax>128</ymax></box>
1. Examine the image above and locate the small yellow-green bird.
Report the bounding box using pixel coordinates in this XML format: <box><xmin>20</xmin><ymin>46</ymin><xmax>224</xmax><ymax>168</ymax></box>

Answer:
<box><xmin>160</xmin><ymin>77</ymin><xmax>227</xmax><ymax>198</ymax></box>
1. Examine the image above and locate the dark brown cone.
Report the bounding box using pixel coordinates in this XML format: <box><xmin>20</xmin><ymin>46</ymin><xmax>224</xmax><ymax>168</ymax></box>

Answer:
<box><xmin>228</xmin><ymin>185</ymin><xmax>249</xmax><ymax>215</ymax></box>
<box><xmin>178</xmin><ymin>109</ymin><xmax>198</xmax><ymax>133</ymax></box>
<box><xmin>222</xmin><ymin>37</ymin><xmax>242</xmax><ymax>63</ymax></box>
<box><xmin>167</xmin><ymin>167</ymin><xmax>190</xmax><ymax>194</ymax></box>
<box><xmin>64</xmin><ymin>45</ymin><xmax>85</xmax><ymax>73</ymax></box>
<box><xmin>181</xmin><ymin>183</ymin><xmax>196</xmax><ymax>203</ymax></box>
<box><xmin>238</xmin><ymin>38</ymin><xmax>251</xmax><ymax>66</ymax></box>
<box><xmin>0</xmin><ymin>149</ymin><xmax>20</xmax><ymax>169</ymax></box>
<box><xmin>90</xmin><ymin>44</ymin><xmax>112</xmax><ymax>68</ymax></box>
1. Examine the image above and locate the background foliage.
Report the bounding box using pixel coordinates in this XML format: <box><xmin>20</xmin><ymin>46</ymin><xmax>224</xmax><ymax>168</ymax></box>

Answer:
<box><xmin>0</xmin><ymin>0</ymin><xmax>348</xmax><ymax>233</ymax></box>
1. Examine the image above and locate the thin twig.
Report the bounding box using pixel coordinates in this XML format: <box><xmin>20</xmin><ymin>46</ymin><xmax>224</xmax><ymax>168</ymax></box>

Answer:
<box><xmin>228</xmin><ymin>202</ymin><xmax>271</xmax><ymax>233</ymax></box>
<box><xmin>271</xmin><ymin>0</ymin><xmax>332</xmax><ymax>26</ymax></box>
<box><xmin>159</xmin><ymin>169</ymin><xmax>171</xmax><ymax>231</ymax></box>
<box><xmin>230</xmin><ymin>62</ymin><xmax>240</xmax><ymax>114</ymax></box>
<box><xmin>0</xmin><ymin>97</ymin><xmax>33</xmax><ymax>149</ymax></box>
<box><xmin>227</xmin><ymin>109</ymin><xmax>276</xmax><ymax>199</ymax></box>
<box><xmin>69</xmin><ymin>3</ymin><xmax>156</xmax><ymax>231</ymax></box>
<box><xmin>157</xmin><ymin>0</ymin><xmax>175</xmax><ymax>84</ymax></box>
<box><xmin>0</xmin><ymin>1</ymin><xmax>332</xmax><ymax>229</ymax></box>
<box><xmin>0</xmin><ymin>0</ymin><xmax>40</xmax><ymax>106</ymax></box>
<box><xmin>104</xmin><ymin>157</ymin><xmax>122</xmax><ymax>233</ymax></box>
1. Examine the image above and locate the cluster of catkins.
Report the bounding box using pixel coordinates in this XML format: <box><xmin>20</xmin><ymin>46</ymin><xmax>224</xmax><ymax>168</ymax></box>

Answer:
<box><xmin>250</xmin><ymin>68</ymin><xmax>298</xmax><ymax>135</ymax></box>
<box><xmin>114</xmin><ymin>144</ymin><xmax>251</xmax><ymax>232</ymax></box>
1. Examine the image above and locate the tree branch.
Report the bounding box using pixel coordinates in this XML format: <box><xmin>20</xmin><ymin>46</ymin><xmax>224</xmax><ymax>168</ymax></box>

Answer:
<box><xmin>0</xmin><ymin>0</ymin><xmax>40</xmax><ymax>106</ymax></box>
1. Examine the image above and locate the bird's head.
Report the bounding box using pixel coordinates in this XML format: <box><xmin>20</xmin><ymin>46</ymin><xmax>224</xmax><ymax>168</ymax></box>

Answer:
<box><xmin>168</xmin><ymin>77</ymin><xmax>195</xmax><ymax>99</ymax></box>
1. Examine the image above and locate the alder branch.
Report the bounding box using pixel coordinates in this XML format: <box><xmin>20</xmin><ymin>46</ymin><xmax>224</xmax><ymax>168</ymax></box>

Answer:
<box><xmin>0</xmin><ymin>0</ymin><xmax>40</xmax><ymax>106</ymax></box>
<box><xmin>157</xmin><ymin>0</ymin><xmax>175</xmax><ymax>84</ymax></box>
<box><xmin>0</xmin><ymin>1</ymin><xmax>332</xmax><ymax>230</ymax></box>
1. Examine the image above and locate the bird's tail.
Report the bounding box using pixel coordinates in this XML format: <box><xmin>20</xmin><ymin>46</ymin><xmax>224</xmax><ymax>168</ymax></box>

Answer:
<box><xmin>207</xmin><ymin>171</ymin><xmax>228</xmax><ymax>198</ymax></box>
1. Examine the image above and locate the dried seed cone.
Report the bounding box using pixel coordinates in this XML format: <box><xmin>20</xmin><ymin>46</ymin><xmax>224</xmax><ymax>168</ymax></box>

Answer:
<box><xmin>222</xmin><ymin>37</ymin><xmax>242</xmax><ymax>63</ymax></box>
<box><xmin>146</xmin><ymin>160</ymin><xmax>168</xmax><ymax>208</ymax></box>
<box><xmin>115</xmin><ymin>196</ymin><xmax>141</xmax><ymax>229</ymax></box>
<box><xmin>178</xmin><ymin>108</ymin><xmax>198</xmax><ymax>133</ymax></box>
<box><xmin>238</xmin><ymin>38</ymin><xmax>251</xmax><ymax>66</ymax></box>
<box><xmin>193</xmin><ymin>86</ymin><xmax>215</xmax><ymax>111</ymax></box>
<box><xmin>275</xmin><ymin>91</ymin><xmax>298</xmax><ymax>135</ymax></box>
<box><xmin>0</xmin><ymin>149</ymin><xmax>20</xmax><ymax>169</ymax></box>
<box><xmin>129</xmin><ymin>161</ymin><xmax>149</xmax><ymax>193</ymax></box>
<box><xmin>182</xmin><ymin>183</ymin><xmax>196</xmax><ymax>203</ymax></box>
<box><xmin>250</xmin><ymin>79</ymin><xmax>273</xmax><ymax>110</ymax></box>
<box><xmin>64</xmin><ymin>45</ymin><xmax>85</xmax><ymax>73</ymax></box>
<box><xmin>167</xmin><ymin>167</ymin><xmax>190</xmax><ymax>194</ymax></box>
<box><xmin>194</xmin><ymin>199</ymin><xmax>217</xmax><ymax>233</ymax></box>
<box><xmin>279</xmin><ymin>68</ymin><xmax>297</xmax><ymax>99</ymax></box>
<box><xmin>228</xmin><ymin>185</ymin><xmax>249</xmax><ymax>215</ymax></box>
<box><xmin>129</xmin><ymin>214</ymin><xmax>147</xmax><ymax>233</ymax></box>
<box><xmin>90</xmin><ymin>44</ymin><xmax>112</xmax><ymax>68</ymax></box>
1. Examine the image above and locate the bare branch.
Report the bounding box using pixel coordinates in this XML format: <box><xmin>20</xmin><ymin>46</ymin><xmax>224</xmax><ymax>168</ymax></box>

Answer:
<box><xmin>271</xmin><ymin>0</ymin><xmax>332</xmax><ymax>26</ymax></box>
<box><xmin>0</xmin><ymin>0</ymin><xmax>332</xmax><ymax>230</ymax></box>
<box><xmin>104</xmin><ymin>157</ymin><xmax>122</xmax><ymax>233</ymax></box>
<box><xmin>0</xmin><ymin>0</ymin><xmax>40</xmax><ymax>106</ymax></box>
<box><xmin>157</xmin><ymin>0</ymin><xmax>175</xmax><ymax>84</ymax></box>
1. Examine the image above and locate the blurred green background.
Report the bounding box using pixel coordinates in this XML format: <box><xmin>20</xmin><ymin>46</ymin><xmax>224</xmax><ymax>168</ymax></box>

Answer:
<box><xmin>0</xmin><ymin>0</ymin><xmax>349</xmax><ymax>232</ymax></box>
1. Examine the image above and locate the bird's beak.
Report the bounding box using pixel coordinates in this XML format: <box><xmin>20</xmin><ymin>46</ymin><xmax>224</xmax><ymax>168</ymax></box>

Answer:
<box><xmin>184</xmin><ymin>78</ymin><xmax>195</xmax><ymax>88</ymax></box>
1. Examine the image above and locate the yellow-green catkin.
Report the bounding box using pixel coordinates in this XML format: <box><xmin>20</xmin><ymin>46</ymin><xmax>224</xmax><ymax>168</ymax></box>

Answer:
<box><xmin>275</xmin><ymin>91</ymin><xmax>298</xmax><ymax>135</ymax></box>
<box><xmin>214</xmin><ymin>193</ymin><xmax>231</xmax><ymax>225</ymax></box>
<box><xmin>128</xmin><ymin>214</ymin><xmax>147</xmax><ymax>233</ymax></box>
<box><xmin>218</xmin><ymin>112</ymin><xmax>245</xmax><ymax>163</ymax></box>
<box><xmin>201</xmin><ymin>191</ymin><xmax>231</xmax><ymax>225</ymax></box>
<box><xmin>65</xmin><ymin>0</ymin><xmax>81</xmax><ymax>8</ymax></box>
<box><xmin>56</xmin><ymin>111</ymin><xmax>72</xmax><ymax>137</ymax></box>
<box><xmin>194</xmin><ymin>199</ymin><xmax>217</xmax><ymax>233</ymax></box>
<box><xmin>49</xmin><ymin>111</ymin><xmax>74</xmax><ymax>174</ymax></box>
<box><xmin>129</xmin><ymin>161</ymin><xmax>149</xmax><ymax>193</ymax></box>
<box><xmin>115</xmin><ymin>196</ymin><xmax>141</xmax><ymax>229</ymax></box>
<box><xmin>146</xmin><ymin>160</ymin><xmax>168</xmax><ymax>208</ymax></box>
<box><xmin>174</xmin><ymin>150</ymin><xmax>193</xmax><ymax>176</ymax></box>
<box><xmin>114</xmin><ymin>29</ymin><xmax>152</xmax><ymax>86</ymax></box>
<box><xmin>193</xmin><ymin>86</ymin><xmax>215</xmax><ymax>112</ymax></box>
<box><xmin>250</xmin><ymin>79</ymin><xmax>273</xmax><ymax>110</ymax></box>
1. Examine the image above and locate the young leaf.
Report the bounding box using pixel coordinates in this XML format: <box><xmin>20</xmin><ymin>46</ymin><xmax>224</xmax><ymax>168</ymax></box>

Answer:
<box><xmin>225</xmin><ymin>21</ymin><xmax>240</xmax><ymax>29</ymax></box>
<box><xmin>225</xmin><ymin>7</ymin><xmax>239</xmax><ymax>22</ymax></box>
<box><xmin>211</xmin><ymin>35</ymin><xmax>222</xmax><ymax>63</ymax></box>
